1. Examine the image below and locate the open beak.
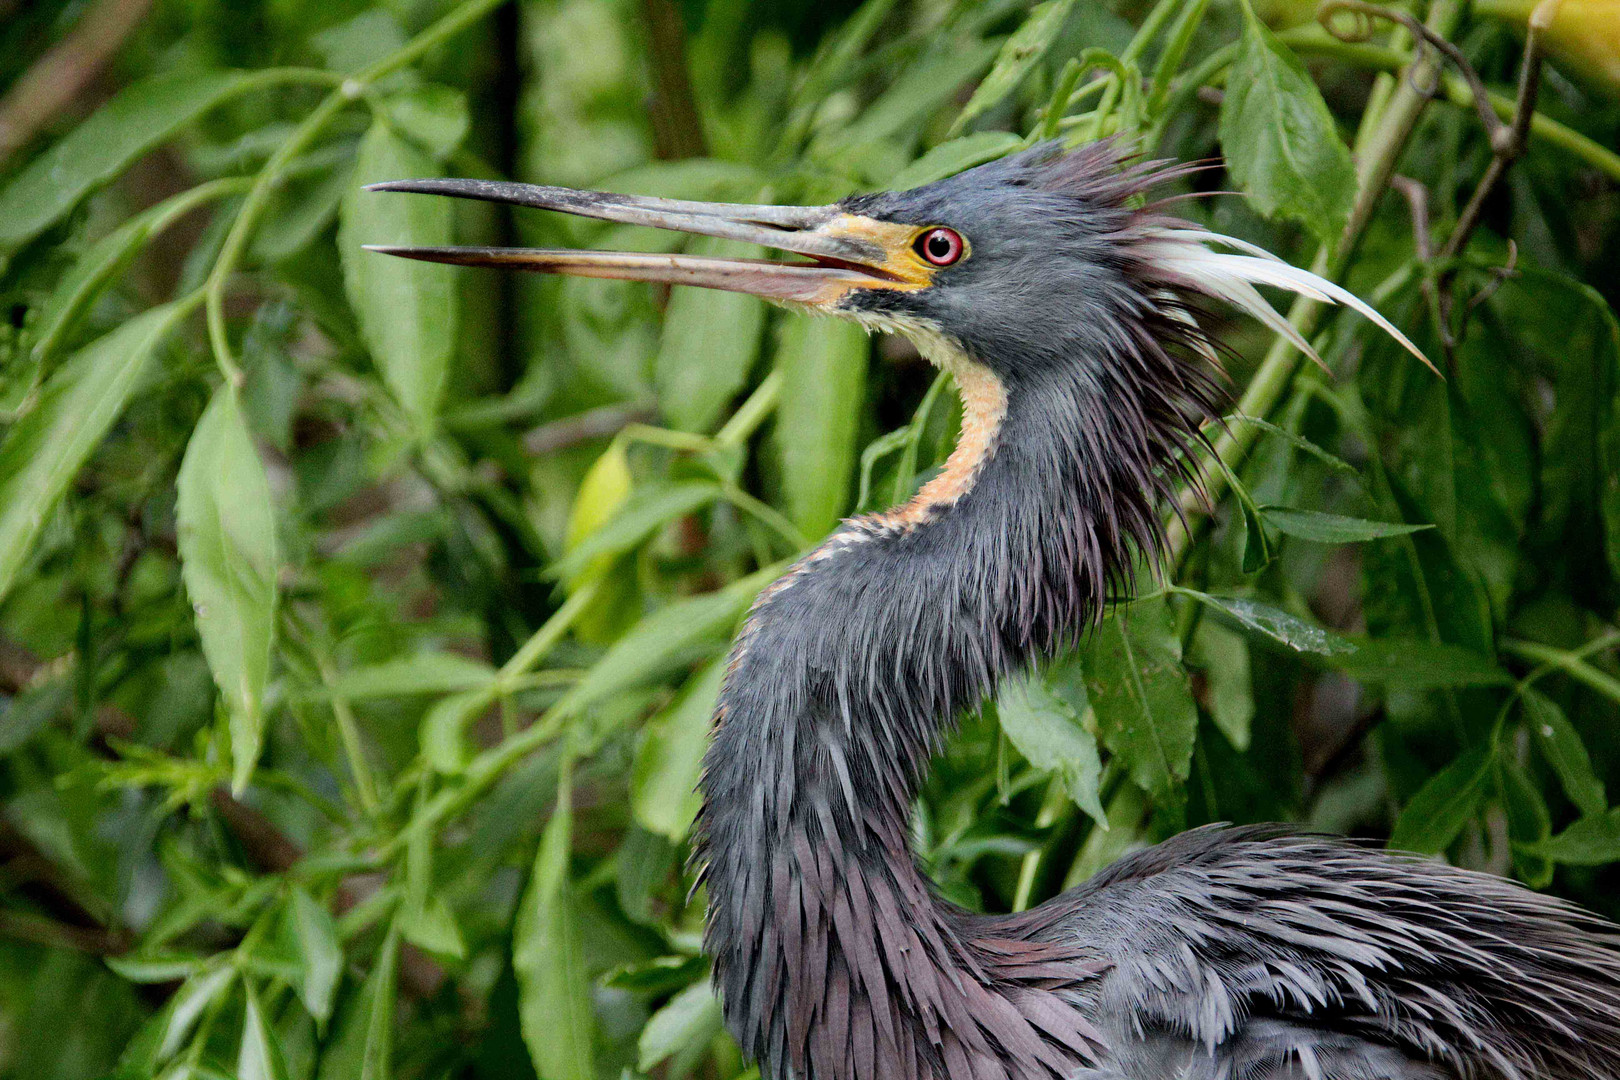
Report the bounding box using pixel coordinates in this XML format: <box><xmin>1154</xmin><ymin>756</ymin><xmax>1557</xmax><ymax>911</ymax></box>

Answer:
<box><xmin>362</xmin><ymin>178</ymin><xmax>928</xmax><ymax>308</ymax></box>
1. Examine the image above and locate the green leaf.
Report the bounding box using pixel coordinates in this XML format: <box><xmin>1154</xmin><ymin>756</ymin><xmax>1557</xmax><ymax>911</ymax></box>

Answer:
<box><xmin>1496</xmin><ymin>759</ymin><xmax>1553</xmax><ymax>888</ymax></box>
<box><xmin>1524</xmin><ymin>808</ymin><xmax>1620</xmax><ymax>865</ymax></box>
<box><xmin>886</xmin><ymin>132</ymin><xmax>1024</xmax><ymax>191</ymax></box>
<box><xmin>340</xmin><ymin>122</ymin><xmax>457</xmax><ymax>434</ymax></box>
<box><xmin>1188</xmin><ymin>620</ymin><xmax>1253</xmax><ymax>750</ymax></box>
<box><xmin>563</xmin><ymin>441</ymin><xmax>639</xmax><ymax>642</ymax></box>
<box><xmin>1229</xmin><ymin>414</ymin><xmax>1357</xmax><ymax>475</ymax></box>
<box><xmin>317</xmin><ymin>924</ymin><xmax>399</xmax><ymax>1080</ymax></box>
<box><xmin>1176</xmin><ymin>590</ymin><xmax>1354</xmax><ymax>655</ymax></box>
<box><xmin>950</xmin><ymin>0</ymin><xmax>1079</xmax><ymax>134</ymax></box>
<box><xmin>158</xmin><ymin>966</ymin><xmax>236</xmax><ymax>1063</ymax></box>
<box><xmin>553</xmin><ymin>481</ymin><xmax>723</xmax><ymax>579</ymax></box>
<box><xmin>0</xmin><ymin>71</ymin><xmax>248</xmax><ymax>252</ymax></box>
<box><xmin>1081</xmin><ymin>597</ymin><xmax>1197</xmax><ymax>806</ymax></box>
<box><xmin>33</xmin><ymin>184</ymin><xmax>237</xmax><ymax>365</ymax></box>
<box><xmin>384</xmin><ymin>86</ymin><xmax>469</xmax><ymax>160</ymax></box>
<box><xmin>995</xmin><ymin>670</ymin><xmax>1106</xmax><ymax>826</ymax></box>
<box><xmin>638</xmin><ymin>980</ymin><xmax>724</xmax><ymax>1072</ymax></box>
<box><xmin>238</xmin><ymin>981</ymin><xmax>292</xmax><ymax>1080</ymax></box>
<box><xmin>420</xmin><ymin>687</ymin><xmax>496</xmax><ymax>775</ymax></box>
<box><xmin>177</xmin><ymin>385</ymin><xmax>280</xmax><ymax>795</ymax></box>
<box><xmin>1218</xmin><ymin>6</ymin><xmax>1357</xmax><ymax>242</ymax></box>
<box><xmin>1260</xmin><ymin>505</ymin><xmax>1433</xmax><ymax>543</ymax></box>
<box><xmin>0</xmin><ymin>301</ymin><xmax>184</xmax><ymax>604</ymax></box>
<box><xmin>313</xmin><ymin>10</ymin><xmax>406</xmax><ymax>73</ymax></box>
<box><xmin>399</xmin><ymin>894</ymin><xmax>466</xmax><ymax>960</ymax></box>
<box><xmin>774</xmin><ymin>317</ymin><xmax>868</xmax><ymax>538</ymax></box>
<box><xmin>1326</xmin><ymin>639</ymin><xmax>1511</xmax><ymax>690</ymax></box>
<box><xmin>285</xmin><ymin>889</ymin><xmax>343</xmax><ymax>1026</ymax></box>
<box><xmin>1239</xmin><ymin>497</ymin><xmax>1273</xmax><ymax>573</ymax></box>
<box><xmin>1523</xmin><ymin>690</ymin><xmax>1607</xmax><ymax>817</ymax></box>
<box><xmin>1389</xmin><ymin>745</ymin><xmax>1492</xmax><ymax>854</ymax></box>
<box><xmin>253</xmin><ymin>160</ymin><xmax>354</xmax><ymax>263</ymax></box>
<box><xmin>603</xmin><ymin>954</ymin><xmax>709</xmax><ymax>993</ymax></box>
<box><xmin>633</xmin><ymin>660</ymin><xmax>727</xmax><ymax>840</ymax></box>
<box><xmin>105</xmin><ymin>955</ymin><xmax>205</xmax><ymax>984</ymax></box>
<box><xmin>656</xmin><ymin>238</ymin><xmax>767</xmax><ymax>431</ymax></box>
<box><xmin>515</xmin><ymin>761</ymin><xmax>595</xmax><ymax>1080</ymax></box>
<box><xmin>817</xmin><ymin>39</ymin><xmax>1001</xmax><ymax>158</ymax></box>
<box><xmin>320</xmin><ymin>653</ymin><xmax>497</xmax><ymax>701</ymax></box>
<box><xmin>567</xmin><ymin>441</ymin><xmax>634</xmax><ymax>556</ymax></box>
<box><xmin>559</xmin><ymin>565</ymin><xmax>778</xmax><ymax>717</ymax></box>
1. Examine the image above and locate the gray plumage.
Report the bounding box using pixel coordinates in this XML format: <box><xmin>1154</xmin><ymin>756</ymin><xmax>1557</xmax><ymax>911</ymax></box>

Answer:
<box><xmin>361</xmin><ymin>140</ymin><xmax>1620</xmax><ymax>1080</ymax></box>
<box><xmin>692</xmin><ymin>145</ymin><xmax>1620</xmax><ymax>1080</ymax></box>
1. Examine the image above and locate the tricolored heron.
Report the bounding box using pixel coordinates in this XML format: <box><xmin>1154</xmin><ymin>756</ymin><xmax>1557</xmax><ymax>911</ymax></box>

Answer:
<box><xmin>368</xmin><ymin>143</ymin><xmax>1620</xmax><ymax>1080</ymax></box>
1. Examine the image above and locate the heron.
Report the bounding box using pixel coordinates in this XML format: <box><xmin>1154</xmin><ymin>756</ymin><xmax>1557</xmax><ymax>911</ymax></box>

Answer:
<box><xmin>367</xmin><ymin>142</ymin><xmax>1620</xmax><ymax>1080</ymax></box>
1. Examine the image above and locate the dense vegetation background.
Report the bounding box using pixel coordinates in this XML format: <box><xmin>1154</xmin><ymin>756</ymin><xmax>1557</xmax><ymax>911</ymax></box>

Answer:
<box><xmin>0</xmin><ymin>0</ymin><xmax>1618</xmax><ymax>1076</ymax></box>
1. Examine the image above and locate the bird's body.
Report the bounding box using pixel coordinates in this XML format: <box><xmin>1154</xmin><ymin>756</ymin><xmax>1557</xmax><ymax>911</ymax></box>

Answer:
<box><xmin>369</xmin><ymin>142</ymin><xmax>1620</xmax><ymax>1080</ymax></box>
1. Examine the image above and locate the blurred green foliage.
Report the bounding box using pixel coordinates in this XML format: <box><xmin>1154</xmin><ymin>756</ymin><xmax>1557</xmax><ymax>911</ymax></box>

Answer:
<box><xmin>0</xmin><ymin>0</ymin><xmax>1618</xmax><ymax>1077</ymax></box>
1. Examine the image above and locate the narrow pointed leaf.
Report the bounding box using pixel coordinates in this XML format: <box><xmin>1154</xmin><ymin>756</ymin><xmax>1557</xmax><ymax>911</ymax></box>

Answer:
<box><xmin>322</xmin><ymin>653</ymin><xmax>497</xmax><ymax>702</ymax></box>
<box><xmin>317</xmin><ymin>924</ymin><xmax>399</xmax><ymax>1080</ymax></box>
<box><xmin>656</xmin><ymin>238</ymin><xmax>767</xmax><ymax>432</ymax></box>
<box><xmin>238</xmin><ymin>981</ymin><xmax>292</xmax><ymax>1080</ymax></box>
<box><xmin>1524</xmin><ymin>807</ymin><xmax>1620</xmax><ymax>865</ymax></box>
<box><xmin>340</xmin><ymin>123</ymin><xmax>457</xmax><ymax>433</ymax></box>
<box><xmin>1260</xmin><ymin>505</ymin><xmax>1433</xmax><ymax>543</ymax></box>
<box><xmin>177</xmin><ymin>385</ymin><xmax>280</xmax><ymax>794</ymax></box>
<box><xmin>0</xmin><ymin>71</ymin><xmax>247</xmax><ymax>251</ymax></box>
<box><xmin>158</xmin><ymin>966</ymin><xmax>236</xmax><ymax>1063</ymax></box>
<box><xmin>638</xmin><ymin>981</ymin><xmax>724</xmax><ymax>1071</ymax></box>
<box><xmin>286</xmin><ymin>889</ymin><xmax>343</xmax><ymax>1026</ymax></box>
<box><xmin>633</xmin><ymin>660</ymin><xmax>727</xmax><ymax>840</ymax></box>
<box><xmin>420</xmin><ymin>686</ymin><xmax>496</xmax><ymax>775</ymax></box>
<box><xmin>1175</xmin><ymin>589</ymin><xmax>1354</xmax><ymax>655</ymax></box>
<box><xmin>553</xmin><ymin>481</ymin><xmax>722</xmax><ymax>579</ymax></box>
<box><xmin>0</xmin><ymin>302</ymin><xmax>184</xmax><ymax>604</ymax></box>
<box><xmin>33</xmin><ymin>187</ymin><xmax>228</xmax><ymax>364</ymax></box>
<box><xmin>514</xmin><ymin>760</ymin><xmax>594</xmax><ymax>1080</ymax></box>
<box><xmin>565</xmin><ymin>442</ymin><xmax>634</xmax><ymax>574</ymax></box>
<box><xmin>1523</xmin><ymin>690</ymin><xmax>1607</xmax><ymax>817</ymax></box>
<box><xmin>559</xmin><ymin>564</ymin><xmax>779</xmax><ymax>717</ymax></box>
<box><xmin>887</xmin><ymin>132</ymin><xmax>1024</xmax><ymax>190</ymax></box>
<box><xmin>951</xmin><ymin>0</ymin><xmax>1079</xmax><ymax>134</ymax></box>
<box><xmin>1389</xmin><ymin>745</ymin><xmax>1492</xmax><ymax>854</ymax></box>
<box><xmin>400</xmin><ymin>894</ymin><xmax>466</xmax><ymax>960</ymax></box>
<box><xmin>775</xmin><ymin>317</ymin><xmax>868</xmax><ymax>538</ymax></box>
<box><xmin>1326</xmin><ymin>639</ymin><xmax>1510</xmax><ymax>689</ymax></box>
<box><xmin>1496</xmin><ymin>759</ymin><xmax>1553</xmax><ymax>888</ymax></box>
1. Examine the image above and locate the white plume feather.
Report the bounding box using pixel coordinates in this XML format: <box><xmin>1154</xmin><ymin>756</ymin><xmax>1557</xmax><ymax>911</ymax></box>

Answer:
<box><xmin>1139</xmin><ymin>228</ymin><xmax>1435</xmax><ymax>373</ymax></box>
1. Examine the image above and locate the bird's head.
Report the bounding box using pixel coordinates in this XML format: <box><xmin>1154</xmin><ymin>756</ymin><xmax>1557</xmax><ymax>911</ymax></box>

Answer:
<box><xmin>367</xmin><ymin>142</ymin><xmax>1425</xmax><ymax>397</ymax></box>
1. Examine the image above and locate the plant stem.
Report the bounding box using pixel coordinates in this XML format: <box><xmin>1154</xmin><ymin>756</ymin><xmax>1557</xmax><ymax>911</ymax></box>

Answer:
<box><xmin>1502</xmin><ymin>638</ymin><xmax>1620</xmax><ymax>707</ymax></box>
<box><xmin>314</xmin><ymin>652</ymin><xmax>380</xmax><ymax>814</ymax></box>
<box><xmin>716</xmin><ymin>369</ymin><xmax>782</xmax><ymax>447</ymax></box>
<box><xmin>498</xmin><ymin>577</ymin><xmax>604</xmax><ymax>685</ymax></box>
<box><xmin>203</xmin><ymin>0</ymin><xmax>508</xmax><ymax>387</ymax></box>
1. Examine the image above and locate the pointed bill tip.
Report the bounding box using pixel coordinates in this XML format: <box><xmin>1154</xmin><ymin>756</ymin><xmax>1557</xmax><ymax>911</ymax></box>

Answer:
<box><xmin>363</xmin><ymin>180</ymin><xmax>433</xmax><ymax>194</ymax></box>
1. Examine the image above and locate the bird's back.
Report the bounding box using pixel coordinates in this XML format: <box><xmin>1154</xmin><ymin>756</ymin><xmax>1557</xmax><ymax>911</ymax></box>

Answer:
<box><xmin>1018</xmin><ymin>825</ymin><xmax>1620</xmax><ymax>1080</ymax></box>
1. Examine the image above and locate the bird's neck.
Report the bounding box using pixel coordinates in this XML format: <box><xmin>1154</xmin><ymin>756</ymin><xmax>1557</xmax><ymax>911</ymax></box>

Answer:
<box><xmin>696</xmin><ymin>331</ymin><xmax>1169</xmax><ymax>1080</ymax></box>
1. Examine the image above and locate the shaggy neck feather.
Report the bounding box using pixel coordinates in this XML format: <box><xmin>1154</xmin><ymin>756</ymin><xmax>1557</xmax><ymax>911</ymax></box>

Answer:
<box><xmin>693</xmin><ymin>326</ymin><xmax>1197</xmax><ymax>1080</ymax></box>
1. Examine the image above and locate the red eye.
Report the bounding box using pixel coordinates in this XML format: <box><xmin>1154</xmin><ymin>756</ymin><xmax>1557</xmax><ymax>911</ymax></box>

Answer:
<box><xmin>915</xmin><ymin>227</ymin><xmax>964</xmax><ymax>267</ymax></box>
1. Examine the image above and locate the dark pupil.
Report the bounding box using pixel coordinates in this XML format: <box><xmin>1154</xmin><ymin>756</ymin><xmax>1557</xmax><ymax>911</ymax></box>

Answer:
<box><xmin>928</xmin><ymin>233</ymin><xmax>950</xmax><ymax>259</ymax></box>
